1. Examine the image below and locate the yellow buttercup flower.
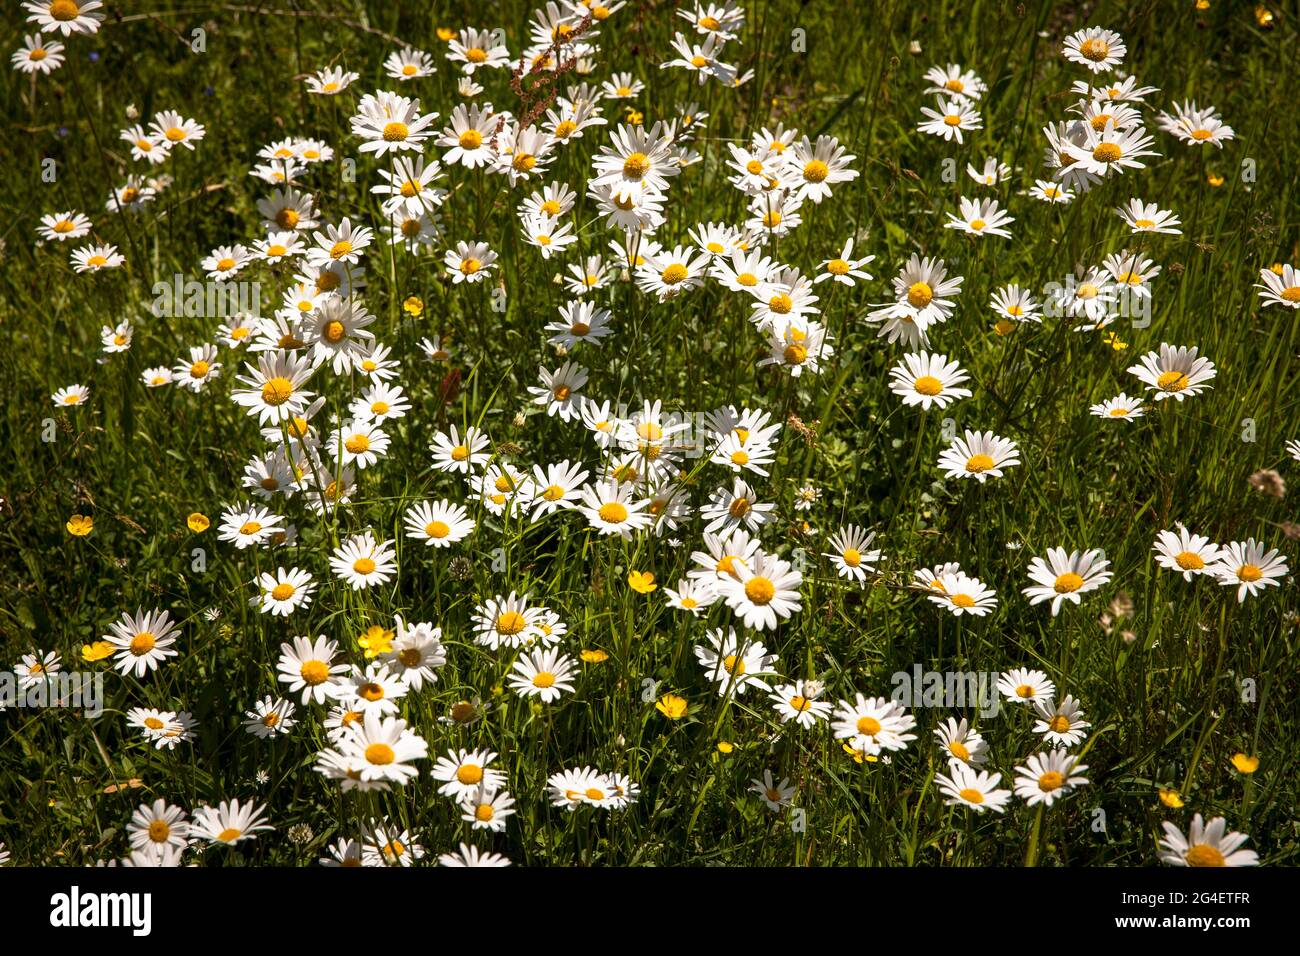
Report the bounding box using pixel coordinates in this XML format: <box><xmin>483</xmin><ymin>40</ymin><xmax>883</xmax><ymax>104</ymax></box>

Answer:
<box><xmin>1206</xmin><ymin>171</ymin><xmax>1224</xmax><ymax>187</ymax></box>
<box><xmin>436</xmin><ymin>27</ymin><xmax>456</xmax><ymax>41</ymax></box>
<box><xmin>993</xmin><ymin>318</ymin><xmax>1017</xmax><ymax>337</ymax></box>
<box><xmin>403</xmin><ymin>295</ymin><xmax>424</xmax><ymax>317</ymax></box>
<box><xmin>81</xmin><ymin>640</ymin><xmax>114</xmax><ymax>663</ymax></box>
<box><xmin>358</xmin><ymin>624</ymin><xmax>395</xmax><ymax>659</ymax></box>
<box><xmin>187</xmin><ymin>512</ymin><xmax>210</xmax><ymax>533</ymax></box>
<box><xmin>580</xmin><ymin>648</ymin><xmax>609</xmax><ymax>663</ymax></box>
<box><xmin>716</xmin><ymin>741</ymin><xmax>734</xmax><ymax>754</ymax></box>
<box><xmin>655</xmin><ymin>693</ymin><xmax>687</xmax><ymax>719</ymax></box>
<box><xmin>627</xmin><ymin>570</ymin><xmax>657</xmax><ymax>594</ymax></box>
<box><xmin>624</xmin><ymin>107</ymin><xmax>643</xmax><ymax>126</ymax></box>
<box><xmin>1102</xmin><ymin>331</ymin><xmax>1128</xmax><ymax>351</ymax></box>
<box><xmin>1230</xmin><ymin>753</ymin><xmax>1259</xmax><ymax>774</ymax></box>
<box><xmin>1158</xmin><ymin>787</ymin><xmax>1184</xmax><ymax>808</ymax></box>
<box><xmin>66</xmin><ymin>514</ymin><xmax>93</xmax><ymax>536</ymax></box>
<box><xmin>1255</xmin><ymin>5</ymin><xmax>1274</xmax><ymax>27</ymax></box>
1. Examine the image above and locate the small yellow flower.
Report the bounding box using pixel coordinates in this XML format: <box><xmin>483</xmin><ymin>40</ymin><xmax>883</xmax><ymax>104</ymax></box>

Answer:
<box><xmin>403</xmin><ymin>295</ymin><xmax>424</xmax><ymax>317</ymax></box>
<box><xmin>187</xmin><ymin>512</ymin><xmax>210</xmax><ymax>533</ymax></box>
<box><xmin>66</xmin><ymin>514</ymin><xmax>93</xmax><ymax>536</ymax></box>
<box><xmin>580</xmin><ymin>648</ymin><xmax>609</xmax><ymax>663</ymax></box>
<box><xmin>655</xmin><ymin>693</ymin><xmax>687</xmax><ymax>719</ymax></box>
<box><xmin>843</xmin><ymin>743</ymin><xmax>878</xmax><ymax>764</ymax></box>
<box><xmin>993</xmin><ymin>318</ymin><xmax>1017</xmax><ymax>337</ymax></box>
<box><xmin>627</xmin><ymin>570</ymin><xmax>657</xmax><ymax>594</ymax></box>
<box><xmin>1195</xmin><ymin>0</ymin><xmax>1209</xmax><ymax>9</ymax></box>
<box><xmin>1102</xmin><ymin>331</ymin><xmax>1128</xmax><ymax>351</ymax></box>
<box><xmin>436</xmin><ymin>26</ymin><xmax>456</xmax><ymax>41</ymax></box>
<box><xmin>624</xmin><ymin>107</ymin><xmax>644</xmax><ymax>126</ymax></box>
<box><xmin>1158</xmin><ymin>787</ymin><xmax>1184</xmax><ymax>808</ymax></box>
<box><xmin>1255</xmin><ymin>5</ymin><xmax>1274</xmax><ymax>27</ymax></box>
<box><xmin>358</xmin><ymin>624</ymin><xmax>394</xmax><ymax>659</ymax></box>
<box><xmin>1269</xmin><ymin>262</ymin><xmax>1285</xmax><ymax>276</ymax></box>
<box><xmin>80</xmin><ymin>640</ymin><xmax>114</xmax><ymax>663</ymax></box>
<box><xmin>716</xmin><ymin>741</ymin><xmax>734</xmax><ymax>754</ymax></box>
<box><xmin>1230</xmin><ymin>753</ymin><xmax>1259</xmax><ymax>774</ymax></box>
<box><xmin>1207</xmin><ymin>171</ymin><xmax>1224</xmax><ymax>187</ymax></box>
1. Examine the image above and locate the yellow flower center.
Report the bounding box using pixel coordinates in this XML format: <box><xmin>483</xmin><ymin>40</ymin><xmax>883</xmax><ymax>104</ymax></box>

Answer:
<box><xmin>147</xmin><ymin>820</ymin><xmax>170</xmax><ymax>842</ymax></box>
<box><xmin>165</xmin><ymin>126</ymin><xmax>186</xmax><ymax>142</ymax></box>
<box><xmin>475</xmin><ymin>804</ymin><xmax>495</xmax><ymax>822</ymax></box>
<box><xmin>382</xmin><ymin>122</ymin><xmax>409</xmax><ymax>142</ymax></box>
<box><xmin>512</xmin><ymin>153</ymin><xmax>536</xmax><ymax>172</ymax></box>
<box><xmin>1237</xmin><ymin>564</ymin><xmax>1262</xmax><ymax>583</ymax></box>
<box><xmin>459</xmin><ymin>258</ymin><xmax>481</xmax><ymax>275</ymax></box>
<box><xmin>352</xmin><ymin>557</ymin><xmax>377</xmax><ymax>575</ymax></box>
<box><xmin>216</xmin><ymin>828</ymin><xmax>242</xmax><ymax>843</ymax></box>
<box><xmin>532</xmin><ymin>672</ymin><xmax>556</xmax><ymax>689</ymax></box>
<box><xmin>907</xmin><ymin>281</ymin><xmax>933</xmax><ymax>308</ymax></box>
<box><xmin>129</xmin><ymin>632</ymin><xmax>156</xmax><ymax>655</ymax></box>
<box><xmin>744</xmin><ymin>576</ymin><xmax>776</xmax><ymax>604</ymax></box>
<box><xmin>803</xmin><ymin>159</ymin><xmax>830</xmax><ymax>182</ymax></box>
<box><xmin>951</xmin><ymin>593</ymin><xmax>976</xmax><ymax>608</ymax></box>
<box><xmin>1038</xmin><ymin>771</ymin><xmax>1065</xmax><ymax>791</ymax></box>
<box><xmin>1049</xmin><ymin>715</ymin><xmax>1072</xmax><ymax>733</ymax></box>
<box><xmin>958</xmin><ymin>788</ymin><xmax>985</xmax><ymax>804</ymax></box>
<box><xmin>365</xmin><ymin>743</ymin><xmax>395</xmax><ymax>765</ymax></box>
<box><xmin>827</xmin><ymin>258</ymin><xmax>850</xmax><ymax>276</ymax></box>
<box><xmin>323</xmin><ymin>320</ymin><xmax>346</xmax><ymax>343</ymax></box>
<box><xmin>598</xmin><ymin>502</ymin><xmax>629</xmax><ymax>523</ymax></box>
<box><xmin>1156</xmin><ymin>370</ymin><xmax>1189</xmax><ymax>391</ymax></box>
<box><xmin>1280</xmin><ymin>286</ymin><xmax>1300</xmax><ymax>302</ymax></box>
<box><xmin>345</xmin><ymin>434</ymin><xmax>370</xmax><ymax>454</ymax></box>
<box><xmin>943</xmin><ymin>114</ymin><xmax>962</xmax><ymax>126</ymax></box>
<box><xmin>1053</xmin><ymin>572</ymin><xmax>1084</xmax><ymax>593</ymax></box>
<box><xmin>457</xmin><ymin>764</ymin><xmax>483</xmax><ymax>784</ymax></box>
<box><xmin>661</xmin><ymin>263</ymin><xmax>688</xmax><ymax>284</ymax></box>
<box><xmin>270</xmin><ymin>583</ymin><xmax>295</xmax><ymax>601</ymax></box>
<box><xmin>948</xmin><ymin>741</ymin><xmax>970</xmax><ymax>761</ymax></box>
<box><xmin>1079</xmin><ymin>37</ymin><xmax>1110</xmax><ymax>61</ymax></box>
<box><xmin>260</xmin><ymin>377</ymin><xmax>294</xmax><ymax>405</ymax></box>
<box><xmin>300</xmin><ymin>660</ymin><xmax>329</xmax><ymax>684</ymax></box>
<box><xmin>783</xmin><ymin>344</ymin><xmax>808</xmax><ymax>365</ymax></box>
<box><xmin>965</xmin><ymin>454</ymin><xmax>995</xmax><ymax>473</ymax></box>
<box><xmin>1092</xmin><ymin>142</ymin><xmax>1123</xmax><ymax>163</ymax></box>
<box><xmin>275</xmin><ymin>208</ymin><xmax>300</xmax><ymax>229</ymax></box>
<box><xmin>451</xmin><ymin>444</ymin><xmax>470</xmax><ymax>461</ymax></box>
<box><xmin>856</xmin><ymin>716</ymin><xmax>881</xmax><ymax>736</ymax></box>
<box><xmin>1184</xmin><ymin>844</ymin><xmax>1226</xmax><ymax>867</ymax></box>
<box><xmin>913</xmin><ymin>375</ymin><xmax>943</xmax><ymax>396</ymax></box>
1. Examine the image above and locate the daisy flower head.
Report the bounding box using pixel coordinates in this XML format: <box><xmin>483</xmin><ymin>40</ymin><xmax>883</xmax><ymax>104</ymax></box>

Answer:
<box><xmin>578</xmin><ymin>479</ymin><xmax>652</xmax><ymax>538</ymax></box>
<box><xmin>1127</xmin><ymin>343</ymin><xmax>1216</xmax><ymax>401</ymax></box>
<box><xmin>528</xmin><ymin>360</ymin><xmax>588</xmax><ymax>421</ymax></box>
<box><xmin>242</xmin><ymin>696</ymin><xmax>296</xmax><ymax>739</ymax></box>
<box><xmin>923</xmin><ymin>63</ymin><xmax>987</xmax><ymax>100</ymax></box>
<box><xmin>38</xmin><ymin>210</ymin><xmax>91</xmax><ymax>242</ymax></box>
<box><xmin>998</xmin><ymin>667</ymin><xmax>1056</xmax><ymax>706</ymax></box>
<box><xmin>329</xmin><ymin>532</ymin><xmax>398</xmax><ymax>590</ymax></box>
<box><xmin>1159</xmin><ymin>815</ymin><xmax>1258</xmax><ymax>867</ymax></box>
<box><xmin>937</xmin><ymin>763</ymin><xmax>1012</xmax><ymax>813</ymax></box>
<box><xmin>967</xmin><ymin>157</ymin><xmax>1011</xmax><ymax>185</ymax></box>
<box><xmin>471</xmin><ymin>592</ymin><xmax>545</xmax><ymax>650</ymax></box>
<box><xmin>438</xmin><ymin>843</ymin><xmax>511</xmax><ymax>867</ymax></box>
<box><xmin>429</xmin><ymin>424</ymin><xmax>491</xmax><ymax>475</ymax></box>
<box><xmin>937</xmin><ymin>430</ymin><xmax>1020</xmax><ymax>483</ymax></box>
<box><xmin>934</xmin><ymin>717</ymin><xmax>989</xmax><ymax>767</ymax></box>
<box><xmin>351</xmin><ymin>90</ymin><xmax>437</xmax><ymax>156</ymax></box>
<box><xmin>1211</xmin><ymin>538</ymin><xmax>1288</xmax><ymax>602</ymax></box>
<box><xmin>1033</xmin><ymin>695</ymin><xmax>1091</xmax><ymax>747</ymax></box>
<box><xmin>446</xmin><ymin>27</ymin><xmax>511</xmax><ymax>74</ymax></box>
<box><xmin>823</xmin><ymin>525</ymin><xmax>881</xmax><ymax>583</ymax></box>
<box><xmin>1014</xmin><ymin>750</ymin><xmax>1089</xmax><ymax>807</ymax></box>
<box><xmin>432</xmin><ymin>748</ymin><xmax>505</xmax><ymax>800</ymax></box>
<box><xmin>1027</xmin><ymin>179</ymin><xmax>1074</xmax><ymax>204</ymax></box>
<box><xmin>404</xmin><ymin>499</ymin><xmax>474</xmax><ymax>548</ymax></box>
<box><xmin>889</xmin><ymin>351</ymin><xmax>973</xmax><ymax>410</ymax></box>
<box><xmin>127</xmin><ymin>799</ymin><xmax>190</xmax><ymax>855</ymax></box>
<box><xmin>1157</xmin><ymin>100</ymin><xmax>1235</xmax><ymax>148</ymax></box>
<box><xmin>508</xmin><ymin>648</ymin><xmax>578</xmax><ymax>703</ymax></box>
<box><xmin>751</xmin><ymin>770</ymin><xmax>796</xmax><ymax>811</ymax></box>
<box><xmin>927</xmin><ymin>572</ymin><xmax>998</xmax><ymax>617</ymax></box>
<box><xmin>814</xmin><ymin>237</ymin><xmax>874</xmax><ymax>286</ymax></box>
<box><xmin>51</xmin><ymin>384</ymin><xmax>89</xmax><ymax>407</ymax></box>
<box><xmin>663</xmin><ymin>577</ymin><xmax>719</xmax><ymax>615</ymax></box>
<box><xmin>12</xmin><ymin>33</ymin><xmax>65</xmax><ymax>74</ymax></box>
<box><xmin>190</xmin><ymin>799</ymin><xmax>272</xmax><ymax>847</ymax></box>
<box><xmin>769</xmin><ymin>680</ymin><xmax>832</xmax><ymax>729</ymax></box>
<box><xmin>444</xmin><ymin>240</ymin><xmax>497</xmax><ymax>283</ymax></box>
<box><xmin>1089</xmin><ymin>392</ymin><xmax>1145</xmax><ymax>421</ymax></box>
<box><xmin>693</xmin><ymin>627</ymin><xmax>778</xmax><ymax>696</ymax></box>
<box><xmin>1023</xmin><ymin>548</ymin><xmax>1112</xmax><ymax>615</ymax></box>
<box><xmin>459</xmin><ymin>786</ymin><xmax>517</xmax><ymax>832</ymax></box>
<box><xmin>331</xmin><ymin>711</ymin><xmax>428</xmax><ymax>786</ymax></box>
<box><xmin>832</xmin><ymin>694</ymin><xmax>918</xmax><ymax>755</ymax></box>
<box><xmin>25</xmin><ymin>0</ymin><xmax>104</xmax><ymax>36</ymax></box>
<box><xmin>255</xmin><ymin>566</ymin><xmax>315</xmax><ymax>616</ymax></box>
<box><xmin>1256</xmin><ymin>263</ymin><xmax>1300</xmax><ymax>310</ymax></box>
<box><xmin>363</xmin><ymin>824</ymin><xmax>424</xmax><ymax>867</ymax></box>
<box><xmin>306</xmin><ymin>67</ymin><xmax>359</xmax><ymax>95</ymax></box>
<box><xmin>1062</xmin><ymin>26</ymin><xmax>1126</xmax><ymax>73</ymax></box>
<box><xmin>781</xmin><ymin>134</ymin><xmax>859</xmax><ymax>204</ymax></box>
<box><xmin>277</xmin><ymin>634</ymin><xmax>349</xmax><ymax>704</ymax></box>
<box><xmin>917</xmin><ymin>96</ymin><xmax>982</xmax><ymax>144</ymax></box>
<box><xmin>1152</xmin><ymin>525</ymin><xmax>1221</xmax><ymax>581</ymax></box>
<box><xmin>71</xmin><ymin>243</ymin><xmax>125</xmax><ymax>273</ymax></box>
<box><xmin>385</xmin><ymin>46</ymin><xmax>436</xmax><ymax>81</ymax></box>
<box><xmin>149</xmin><ymin>110</ymin><xmax>205</xmax><ymax>151</ymax></box>
<box><xmin>943</xmin><ymin>196</ymin><xmax>1015</xmax><ymax>239</ymax></box>
<box><xmin>104</xmin><ymin>608</ymin><xmax>180</xmax><ymax>678</ymax></box>
<box><xmin>716</xmin><ymin>550</ymin><xmax>803</xmax><ymax>631</ymax></box>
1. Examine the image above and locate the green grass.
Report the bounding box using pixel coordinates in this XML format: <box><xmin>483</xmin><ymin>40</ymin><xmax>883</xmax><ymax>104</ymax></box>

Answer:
<box><xmin>1</xmin><ymin>0</ymin><xmax>1297</xmax><ymax>867</ymax></box>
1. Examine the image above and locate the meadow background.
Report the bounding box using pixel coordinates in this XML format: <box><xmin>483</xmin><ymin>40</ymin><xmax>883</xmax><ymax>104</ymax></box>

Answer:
<box><xmin>1</xmin><ymin>0</ymin><xmax>1298</xmax><ymax>866</ymax></box>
